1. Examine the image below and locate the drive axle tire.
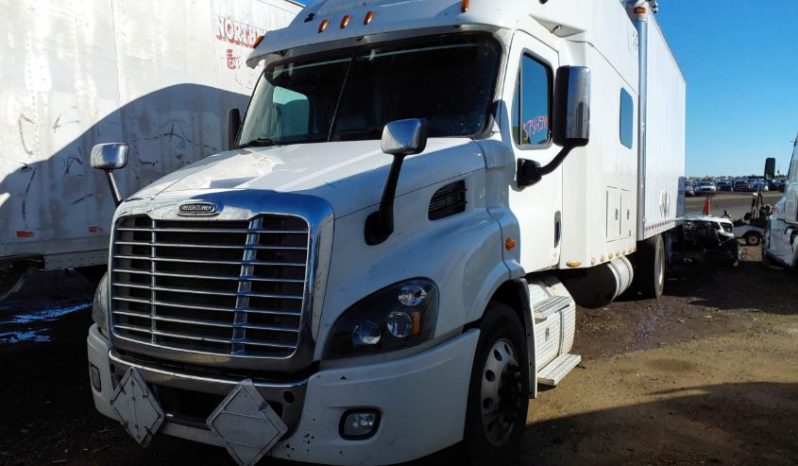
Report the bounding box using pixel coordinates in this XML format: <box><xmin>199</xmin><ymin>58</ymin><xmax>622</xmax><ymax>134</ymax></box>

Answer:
<box><xmin>463</xmin><ymin>302</ymin><xmax>529</xmax><ymax>466</ymax></box>
<box><xmin>635</xmin><ymin>234</ymin><xmax>665</xmax><ymax>299</ymax></box>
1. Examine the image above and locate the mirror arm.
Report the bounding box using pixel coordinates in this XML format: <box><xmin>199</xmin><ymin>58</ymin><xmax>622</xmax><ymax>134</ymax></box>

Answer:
<box><xmin>104</xmin><ymin>170</ymin><xmax>123</xmax><ymax>207</ymax></box>
<box><xmin>365</xmin><ymin>154</ymin><xmax>406</xmax><ymax>245</ymax></box>
<box><xmin>518</xmin><ymin>144</ymin><xmax>576</xmax><ymax>188</ymax></box>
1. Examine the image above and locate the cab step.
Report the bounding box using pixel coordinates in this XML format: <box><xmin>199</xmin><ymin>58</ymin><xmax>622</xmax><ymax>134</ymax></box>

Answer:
<box><xmin>537</xmin><ymin>353</ymin><xmax>581</xmax><ymax>387</ymax></box>
<box><xmin>532</xmin><ymin>295</ymin><xmax>572</xmax><ymax>323</ymax></box>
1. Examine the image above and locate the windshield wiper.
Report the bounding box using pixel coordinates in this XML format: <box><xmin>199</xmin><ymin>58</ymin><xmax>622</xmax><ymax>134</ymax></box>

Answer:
<box><xmin>239</xmin><ymin>138</ymin><xmax>277</xmax><ymax>148</ymax></box>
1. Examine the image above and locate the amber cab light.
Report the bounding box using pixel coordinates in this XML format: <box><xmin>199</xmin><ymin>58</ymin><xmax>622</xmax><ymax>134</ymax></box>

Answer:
<box><xmin>364</xmin><ymin>11</ymin><xmax>375</xmax><ymax>25</ymax></box>
<box><xmin>461</xmin><ymin>0</ymin><xmax>470</xmax><ymax>12</ymax></box>
<box><xmin>318</xmin><ymin>19</ymin><xmax>330</xmax><ymax>33</ymax></box>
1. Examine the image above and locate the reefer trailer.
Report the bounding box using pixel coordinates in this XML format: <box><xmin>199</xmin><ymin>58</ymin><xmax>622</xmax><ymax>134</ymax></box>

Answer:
<box><xmin>87</xmin><ymin>1</ymin><xmax>686</xmax><ymax>465</ymax></box>
<box><xmin>0</xmin><ymin>0</ymin><xmax>302</xmax><ymax>298</ymax></box>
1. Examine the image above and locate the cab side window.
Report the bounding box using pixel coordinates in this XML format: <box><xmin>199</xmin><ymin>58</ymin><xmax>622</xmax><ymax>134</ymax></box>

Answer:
<box><xmin>512</xmin><ymin>55</ymin><xmax>552</xmax><ymax>147</ymax></box>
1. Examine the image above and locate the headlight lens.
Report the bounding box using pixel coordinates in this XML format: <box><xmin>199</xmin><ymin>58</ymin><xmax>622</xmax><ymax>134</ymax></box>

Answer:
<box><xmin>324</xmin><ymin>278</ymin><xmax>438</xmax><ymax>359</ymax></box>
<box><xmin>91</xmin><ymin>272</ymin><xmax>109</xmax><ymax>335</ymax></box>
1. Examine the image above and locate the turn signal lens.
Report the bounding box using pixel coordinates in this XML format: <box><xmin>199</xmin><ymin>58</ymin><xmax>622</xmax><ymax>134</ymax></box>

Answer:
<box><xmin>340</xmin><ymin>15</ymin><xmax>351</xmax><ymax>29</ymax></box>
<box><xmin>318</xmin><ymin>19</ymin><xmax>329</xmax><ymax>33</ymax></box>
<box><xmin>461</xmin><ymin>0</ymin><xmax>470</xmax><ymax>12</ymax></box>
<box><xmin>633</xmin><ymin>6</ymin><xmax>646</xmax><ymax>14</ymax></box>
<box><xmin>364</xmin><ymin>11</ymin><xmax>375</xmax><ymax>25</ymax></box>
<box><xmin>252</xmin><ymin>35</ymin><xmax>264</xmax><ymax>48</ymax></box>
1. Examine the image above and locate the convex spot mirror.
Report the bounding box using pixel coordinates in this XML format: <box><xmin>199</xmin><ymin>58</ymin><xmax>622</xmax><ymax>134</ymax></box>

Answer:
<box><xmin>90</xmin><ymin>143</ymin><xmax>129</xmax><ymax>171</ymax></box>
<box><xmin>553</xmin><ymin>66</ymin><xmax>591</xmax><ymax>147</ymax></box>
<box><xmin>381</xmin><ymin>118</ymin><xmax>428</xmax><ymax>157</ymax></box>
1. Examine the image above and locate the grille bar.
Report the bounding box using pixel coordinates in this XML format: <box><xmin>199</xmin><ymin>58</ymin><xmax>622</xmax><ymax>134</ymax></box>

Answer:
<box><xmin>111</xmin><ymin>214</ymin><xmax>310</xmax><ymax>358</ymax></box>
<box><xmin>111</xmin><ymin>268</ymin><xmax>306</xmax><ymax>284</ymax></box>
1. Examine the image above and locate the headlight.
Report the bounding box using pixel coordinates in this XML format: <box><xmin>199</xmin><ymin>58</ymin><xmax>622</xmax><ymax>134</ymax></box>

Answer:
<box><xmin>324</xmin><ymin>278</ymin><xmax>438</xmax><ymax>359</ymax></box>
<box><xmin>92</xmin><ymin>272</ymin><xmax>110</xmax><ymax>336</ymax></box>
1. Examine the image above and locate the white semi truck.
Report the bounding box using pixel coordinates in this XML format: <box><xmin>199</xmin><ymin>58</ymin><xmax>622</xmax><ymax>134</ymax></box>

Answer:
<box><xmin>0</xmin><ymin>0</ymin><xmax>302</xmax><ymax>299</ymax></box>
<box><xmin>764</xmin><ymin>139</ymin><xmax>798</xmax><ymax>268</ymax></box>
<box><xmin>87</xmin><ymin>1</ymin><xmax>686</xmax><ymax>465</ymax></box>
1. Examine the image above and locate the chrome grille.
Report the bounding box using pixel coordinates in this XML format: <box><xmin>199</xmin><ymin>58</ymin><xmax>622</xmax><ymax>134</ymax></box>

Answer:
<box><xmin>110</xmin><ymin>214</ymin><xmax>310</xmax><ymax>358</ymax></box>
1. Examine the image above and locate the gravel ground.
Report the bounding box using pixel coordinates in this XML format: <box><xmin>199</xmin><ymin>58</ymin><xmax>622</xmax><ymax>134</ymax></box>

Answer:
<box><xmin>0</xmin><ymin>246</ymin><xmax>796</xmax><ymax>466</ymax></box>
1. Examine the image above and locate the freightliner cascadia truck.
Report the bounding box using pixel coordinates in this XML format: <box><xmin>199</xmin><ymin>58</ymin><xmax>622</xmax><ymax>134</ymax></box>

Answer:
<box><xmin>86</xmin><ymin>0</ymin><xmax>685</xmax><ymax>464</ymax></box>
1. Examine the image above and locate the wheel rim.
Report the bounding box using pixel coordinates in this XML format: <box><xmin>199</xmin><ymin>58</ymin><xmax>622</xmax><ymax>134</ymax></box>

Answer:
<box><xmin>480</xmin><ymin>338</ymin><xmax>523</xmax><ymax>447</ymax></box>
<box><xmin>746</xmin><ymin>234</ymin><xmax>759</xmax><ymax>246</ymax></box>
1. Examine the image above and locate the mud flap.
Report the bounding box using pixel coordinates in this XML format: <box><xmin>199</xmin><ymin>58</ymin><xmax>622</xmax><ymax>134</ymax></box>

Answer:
<box><xmin>110</xmin><ymin>368</ymin><xmax>165</xmax><ymax>447</ymax></box>
<box><xmin>206</xmin><ymin>379</ymin><xmax>288</xmax><ymax>466</ymax></box>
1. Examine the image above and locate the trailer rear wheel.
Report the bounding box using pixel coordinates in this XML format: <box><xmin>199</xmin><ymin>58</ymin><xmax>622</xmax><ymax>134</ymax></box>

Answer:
<box><xmin>635</xmin><ymin>234</ymin><xmax>665</xmax><ymax>299</ymax></box>
<box><xmin>463</xmin><ymin>302</ymin><xmax>528</xmax><ymax>466</ymax></box>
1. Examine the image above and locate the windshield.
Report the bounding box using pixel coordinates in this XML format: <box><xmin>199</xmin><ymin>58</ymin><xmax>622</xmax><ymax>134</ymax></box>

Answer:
<box><xmin>239</xmin><ymin>34</ymin><xmax>501</xmax><ymax>147</ymax></box>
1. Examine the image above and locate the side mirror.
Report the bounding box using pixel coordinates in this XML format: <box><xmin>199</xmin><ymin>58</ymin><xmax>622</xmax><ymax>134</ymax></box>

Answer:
<box><xmin>764</xmin><ymin>157</ymin><xmax>776</xmax><ymax>180</ymax></box>
<box><xmin>90</xmin><ymin>143</ymin><xmax>128</xmax><ymax>170</ymax></box>
<box><xmin>365</xmin><ymin>119</ymin><xmax>428</xmax><ymax>245</ymax></box>
<box><xmin>91</xmin><ymin>143</ymin><xmax>129</xmax><ymax>207</ymax></box>
<box><xmin>228</xmin><ymin>108</ymin><xmax>241</xmax><ymax>150</ymax></box>
<box><xmin>381</xmin><ymin>118</ymin><xmax>428</xmax><ymax>157</ymax></box>
<box><xmin>553</xmin><ymin>66</ymin><xmax>591</xmax><ymax>147</ymax></box>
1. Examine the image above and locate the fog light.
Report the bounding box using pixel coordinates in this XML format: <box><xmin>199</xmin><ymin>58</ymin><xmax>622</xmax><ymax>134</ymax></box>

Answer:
<box><xmin>340</xmin><ymin>410</ymin><xmax>380</xmax><ymax>439</ymax></box>
<box><xmin>89</xmin><ymin>364</ymin><xmax>102</xmax><ymax>391</ymax></box>
<box><xmin>353</xmin><ymin>321</ymin><xmax>381</xmax><ymax>347</ymax></box>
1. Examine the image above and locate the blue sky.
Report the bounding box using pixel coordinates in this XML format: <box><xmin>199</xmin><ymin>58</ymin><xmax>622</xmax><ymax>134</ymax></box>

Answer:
<box><xmin>656</xmin><ymin>1</ymin><xmax>798</xmax><ymax>177</ymax></box>
<box><xmin>293</xmin><ymin>1</ymin><xmax>798</xmax><ymax>176</ymax></box>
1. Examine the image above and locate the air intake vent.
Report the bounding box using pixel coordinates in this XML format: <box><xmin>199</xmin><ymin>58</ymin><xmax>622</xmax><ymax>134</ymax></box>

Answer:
<box><xmin>429</xmin><ymin>180</ymin><xmax>467</xmax><ymax>220</ymax></box>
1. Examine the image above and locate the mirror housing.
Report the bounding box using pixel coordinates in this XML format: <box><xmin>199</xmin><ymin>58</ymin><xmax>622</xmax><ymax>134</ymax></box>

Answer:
<box><xmin>91</xmin><ymin>143</ymin><xmax>129</xmax><ymax>207</ymax></box>
<box><xmin>553</xmin><ymin>66</ymin><xmax>591</xmax><ymax>147</ymax></box>
<box><xmin>90</xmin><ymin>143</ymin><xmax>128</xmax><ymax>171</ymax></box>
<box><xmin>365</xmin><ymin>119</ymin><xmax>428</xmax><ymax>245</ymax></box>
<box><xmin>764</xmin><ymin>157</ymin><xmax>776</xmax><ymax>180</ymax></box>
<box><xmin>518</xmin><ymin>66</ymin><xmax>591</xmax><ymax>188</ymax></box>
<box><xmin>381</xmin><ymin>118</ymin><xmax>428</xmax><ymax>157</ymax></box>
<box><xmin>228</xmin><ymin>108</ymin><xmax>241</xmax><ymax>150</ymax></box>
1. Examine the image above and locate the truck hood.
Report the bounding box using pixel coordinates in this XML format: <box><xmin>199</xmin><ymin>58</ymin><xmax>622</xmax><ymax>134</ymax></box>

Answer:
<box><xmin>130</xmin><ymin>139</ymin><xmax>485</xmax><ymax>218</ymax></box>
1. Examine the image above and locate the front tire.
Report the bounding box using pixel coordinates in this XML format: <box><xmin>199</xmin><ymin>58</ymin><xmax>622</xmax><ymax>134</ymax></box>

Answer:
<box><xmin>463</xmin><ymin>302</ymin><xmax>529</xmax><ymax>466</ymax></box>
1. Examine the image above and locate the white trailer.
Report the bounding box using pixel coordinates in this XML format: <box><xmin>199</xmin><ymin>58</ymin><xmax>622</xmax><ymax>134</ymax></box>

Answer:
<box><xmin>85</xmin><ymin>1</ymin><xmax>686</xmax><ymax>465</ymax></box>
<box><xmin>0</xmin><ymin>0</ymin><xmax>302</xmax><ymax>298</ymax></box>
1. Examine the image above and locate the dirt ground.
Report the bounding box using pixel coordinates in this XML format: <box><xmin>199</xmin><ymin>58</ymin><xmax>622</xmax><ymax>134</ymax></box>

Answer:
<box><xmin>0</xmin><ymin>246</ymin><xmax>796</xmax><ymax>466</ymax></box>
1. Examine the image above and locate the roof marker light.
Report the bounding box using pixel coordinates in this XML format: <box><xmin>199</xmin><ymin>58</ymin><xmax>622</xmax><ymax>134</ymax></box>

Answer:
<box><xmin>340</xmin><ymin>15</ymin><xmax>351</xmax><ymax>29</ymax></box>
<box><xmin>364</xmin><ymin>11</ymin><xmax>375</xmax><ymax>25</ymax></box>
<box><xmin>634</xmin><ymin>6</ymin><xmax>646</xmax><ymax>14</ymax></box>
<box><xmin>461</xmin><ymin>0</ymin><xmax>470</xmax><ymax>13</ymax></box>
<box><xmin>253</xmin><ymin>35</ymin><xmax>264</xmax><ymax>48</ymax></box>
<box><xmin>318</xmin><ymin>19</ymin><xmax>329</xmax><ymax>33</ymax></box>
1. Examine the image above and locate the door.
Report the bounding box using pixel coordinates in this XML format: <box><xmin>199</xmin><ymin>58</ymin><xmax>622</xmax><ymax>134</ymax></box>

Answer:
<box><xmin>505</xmin><ymin>32</ymin><xmax>562</xmax><ymax>272</ymax></box>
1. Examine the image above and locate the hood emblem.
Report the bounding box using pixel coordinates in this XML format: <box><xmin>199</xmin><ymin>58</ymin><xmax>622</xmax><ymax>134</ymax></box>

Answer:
<box><xmin>178</xmin><ymin>201</ymin><xmax>220</xmax><ymax>217</ymax></box>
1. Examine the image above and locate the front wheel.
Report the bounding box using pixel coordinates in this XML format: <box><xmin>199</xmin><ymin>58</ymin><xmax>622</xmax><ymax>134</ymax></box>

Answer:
<box><xmin>463</xmin><ymin>302</ymin><xmax>529</xmax><ymax>466</ymax></box>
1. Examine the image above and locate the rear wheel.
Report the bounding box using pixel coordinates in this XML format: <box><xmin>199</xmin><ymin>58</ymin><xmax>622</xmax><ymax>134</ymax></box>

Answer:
<box><xmin>635</xmin><ymin>234</ymin><xmax>665</xmax><ymax>299</ymax></box>
<box><xmin>743</xmin><ymin>232</ymin><xmax>761</xmax><ymax>246</ymax></box>
<box><xmin>463</xmin><ymin>302</ymin><xmax>529</xmax><ymax>466</ymax></box>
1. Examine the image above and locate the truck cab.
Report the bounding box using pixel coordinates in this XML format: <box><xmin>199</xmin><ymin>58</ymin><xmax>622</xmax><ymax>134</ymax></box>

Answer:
<box><xmin>86</xmin><ymin>1</ymin><xmax>684</xmax><ymax>465</ymax></box>
<box><xmin>764</xmin><ymin>140</ymin><xmax>798</xmax><ymax>268</ymax></box>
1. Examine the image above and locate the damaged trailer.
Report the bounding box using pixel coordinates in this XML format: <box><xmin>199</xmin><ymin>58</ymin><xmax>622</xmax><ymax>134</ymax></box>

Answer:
<box><xmin>0</xmin><ymin>0</ymin><xmax>302</xmax><ymax>299</ymax></box>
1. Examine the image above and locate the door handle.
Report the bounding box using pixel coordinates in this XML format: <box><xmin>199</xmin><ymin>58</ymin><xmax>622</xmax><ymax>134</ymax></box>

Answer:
<box><xmin>554</xmin><ymin>211</ymin><xmax>562</xmax><ymax>248</ymax></box>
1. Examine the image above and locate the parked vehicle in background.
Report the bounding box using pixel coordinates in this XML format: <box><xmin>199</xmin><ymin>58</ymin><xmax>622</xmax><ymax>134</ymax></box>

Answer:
<box><xmin>0</xmin><ymin>0</ymin><xmax>303</xmax><ymax>300</ymax></box>
<box><xmin>764</xmin><ymin>145</ymin><xmax>798</xmax><ymax>269</ymax></box>
<box><xmin>85</xmin><ymin>1</ymin><xmax>686</xmax><ymax>465</ymax></box>
<box><xmin>696</xmin><ymin>180</ymin><xmax>717</xmax><ymax>194</ymax></box>
<box><xmin>685</xmin><ymin>183</ymin><xmax>696</xmax><ymax>197</ymax></box>
<box><xmin>716</xmin><ymin>180</ymin><xmax>732</xmax><ymax>192</ymax></box>
<box><xmin>734</xmin><ymin>179</ymin><xmax>751</xmax><ymax>192</ymax></box>
<box><xmin>674</xmin><ymin>215</ymin><xmax>739</xmax><ymax>267</ymax></box>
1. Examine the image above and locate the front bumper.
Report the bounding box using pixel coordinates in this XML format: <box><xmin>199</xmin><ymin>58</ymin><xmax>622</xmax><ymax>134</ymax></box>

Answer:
<box><xmin>87</xmin><ymin>324</ymin><xmax>479</xmax><ymax>465</ymax></box>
